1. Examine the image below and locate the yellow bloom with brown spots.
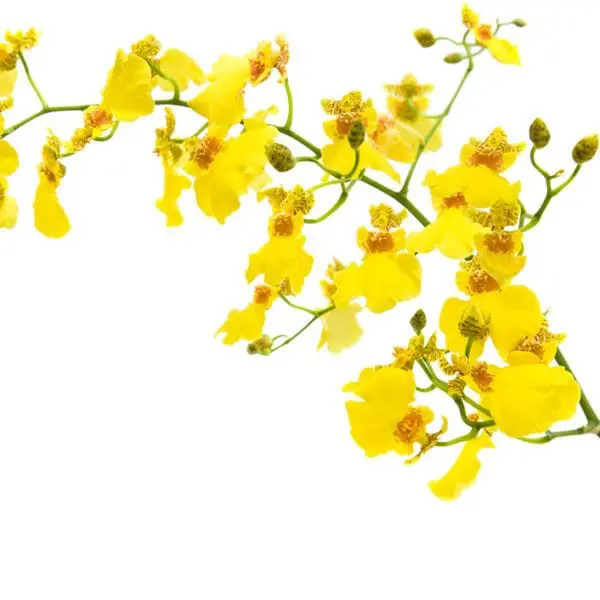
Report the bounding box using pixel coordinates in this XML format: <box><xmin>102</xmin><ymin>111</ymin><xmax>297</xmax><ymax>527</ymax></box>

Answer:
<box><xmin>460</xmin><ymin>127</ymin><xmax>525</xmax><ymax>173</ymax></box>
<box><xmin>475</xmin><ymin>230</ymin><xmax>526</xmax><ymax>283</ymax></box>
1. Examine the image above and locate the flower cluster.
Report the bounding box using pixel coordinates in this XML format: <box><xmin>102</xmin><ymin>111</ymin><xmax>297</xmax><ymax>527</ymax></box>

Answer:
<box><xmin>1</xmin><ymin>5</ymin><xmax>598</xmax><ymax>500</ymax></box>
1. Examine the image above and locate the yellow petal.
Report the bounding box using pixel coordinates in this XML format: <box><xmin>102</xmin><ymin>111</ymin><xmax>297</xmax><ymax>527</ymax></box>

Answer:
<box><xmin>157</xmin><ymin>48</ymin><xmax>204</xmax><ymax>92</ymax></box>
<box><xmin>216</xmin><ymin>303</ymin><xmax>267</xmax><ymax>345</ymax></box>
<box><xmin>318</xmin><ymin>304</ymin><xmax>363</xmax><ymax>353</ymax></box>
<box><xmin>156</xmin><ymin>166</ymin><xmax>191</xmax><ymax>227</ymax></box>
<box><xmin>101</xmin><ymin>51</ymin><xmax>154</xmax><ymax>122</ymax></box>
<box><xmin>439</xmin><ymin>297</ymin><xmax>485</xmax><ymax>359</ymax></box>
<box><xmin>486</xmin><ymin>38</ymin><xmax>521</xmax><ymax>66</ymax></box>
<box><xmin>0</xmin><ymin>68</ymin><xmax>17</xmax><ymax>97</ymax></box>
<box><xmin>346</xmin><ymin>400</ymin><xmax>402</xmax><ymax>457</ymax></box>
<box><xmin>429</xmin><ymin>432</ymin><xmax>494</xmax><ymax>500</ymax></box>
<box><xmin>34</xmin><ymin>177</ymin><xmax>71</xmax><ymax>238</ymax></box>
<box><xmin>0</xmin><ymin>189</ymin><xmax>18</xmax><ymax>228</ymax></box>
<box><xmin>483</xmin><ymin>365</ymin><xmax>580</xmax><ymax>437</ymax></box>
<box><xmin>0</xmin><ymin>140</ymin><xmax>19</xmax><ymax>176</ymax></box>
<box><xmin>344</xmin><ymin>365</ymin><xmax>416</xmax><ymax>406</ymax></box>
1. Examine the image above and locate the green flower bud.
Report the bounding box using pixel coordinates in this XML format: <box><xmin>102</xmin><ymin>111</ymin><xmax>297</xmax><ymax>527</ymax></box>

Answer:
<box><xmin>529</xmin><ymin>118</ymin><xmax>551</xmax><ymax>149</ymax></box>
<box><xmin>512</xmin><ymin>18</ymin><xmax>527</xmax><ymax>27</ymax></box>
<box><xmin>347</xmin><ymin>120</ymin><xmax>366</xmax><ymax>150</ymax></box>
<box><xmin>265</xmin><ymin>143</ymin><xmax>296</xmax><ymax>172</ymax></box>
<box><xmin>414</xmin><ymin>28</ymin><xmax>436</xmax><ymax>48</ymax></box>
<box><xmin>0</xmin><ymin>52</ymin><xmax>18</xmax><ymax>72</ymax></box>
<box><xmin>444</xmin><ymin>52</ymin><xmax>465</xmax><ymax>64</ymax></box>
<box><xmin>410</xmin><ymin>309</ymin><xmax>427</xmax><ymax>334</ymax></box>
<box><xmin>572</xmin><ymin>135</ymin><xmax>598</xmax><ymax>164</ymax></box>
<box><xmin>247</xmin><ymin>335</ymin><xmax>273</xmax><ymax>356</ymax></box>
<box><xmin>458</xmin><ymin>306</ymin><xmax>489</xmax><ymax>341</ymax></box>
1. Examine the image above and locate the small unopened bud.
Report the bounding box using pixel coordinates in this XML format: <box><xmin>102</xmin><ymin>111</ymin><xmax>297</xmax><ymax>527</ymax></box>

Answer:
<box><xmin>444</xmin><ymin>52</ymin><xmax>465</xmax><ymax>64</ymax></box>
<box><xmin>265</xmin><ymin>143</ymin><xmax>296</xmax><ymax>172</ymax></box>
<box><xmin>410</xmin><ymin>309</ymin><xmax>427</xmax><ymax>334</ymax></box>
<box><xmin>512</xmin><ymin>18</ymin><xmax>527</xmax><ymax>27</ymax></box>
<box><xmin>414</xmin><ymin>28</ymin><xmax>436</xmax><ymax>48</ymax></box>
<box><xmin>529</xmin><ymin>118</ymin><xmax>551</xmax><ymax>149</ymax></box>
<box><xmin>572</xmin><ymin>134</ymin><xmax>598</xmax><ymax>164</ymax></box>
<box><xmin>347</xmin><ymin>120</ymin><xmax>366</xmax><ymax>150</ymax></box>
<box><xmin>458</xmin><ymin>306</ymin><xmax>489</xmax><ymax>341</ymax></box>
<box><xmin>247</xmin><ymin>335</ymin><xmax>273</xmax><ymax>356</ymax></box>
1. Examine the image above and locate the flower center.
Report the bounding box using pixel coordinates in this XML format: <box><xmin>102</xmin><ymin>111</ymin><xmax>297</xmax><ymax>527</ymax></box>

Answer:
<box><xmin>483</xmin><ymin>232</ymin><xmax>515</xmax><ymax>254</ymax></box>
<box><xmin>190</xmin><ymin>136</ymin><xmax>223</xmax><ymax>169</ymax></box>
<box><xmin>364</xmin><ymin>232</ymin><xmax>395</xmax><ymax>253</ymax></box>
<box><xmin>269</xmin><ymin>213</ymin><xmax>295</xmax><ymax>236</ymax></box>
<box><xmin>476</xmin><ymin>24</ymin><xmax>494</xmax><ymax>42</ymax></box>
<box><xmin>470</xmin><ymin>363</ymin><xmax>494</xmax><ymax>392</ymax></box>
<box><xmin>442</xmin><ymin>192</ymin><xmax>468</xmax><ymax>209</ymax></box>
<box><xmin>253</xmin><ymin>285</ymin><xmax>273</xmax><ymax>305</ymax></box>
<box><xmin>469</xmin><ymin>148</ymin><xmax>504</xmax><ymax>172</ymax></box>
<box><xmin>468</xmin><ymin>270</ymin><xmax>500</xmax><ymax>294</ymax></box>
<box><xmin>394</xmin><ymin>409</ymin><xmax>425</xmax><ymax>445</ymax></box>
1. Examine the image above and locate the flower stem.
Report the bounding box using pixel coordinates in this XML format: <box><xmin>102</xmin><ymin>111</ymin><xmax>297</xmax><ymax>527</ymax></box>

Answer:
<box><xmin>270</xmin><ymin>306</ymin><xmax>334</xmax><ymax>353</ymax></box>
<box><xmin>283</xmin><ymin>78</ymin><xmax>294</xmax><ymax>129</ymax></box>
<box><xmin>146</xmin><ymin>59</ymin><xmax>181</xmax><ymax>101</ymax></box>
<box><xmin>277</xmin><ymin>126</ymin><xmax>322</xmax><ymax>156</ymax></box>
<box><xmin>18</xmin><ymin>51</ymin><xmax>48</xmax><ymax>109</ymax></box>
<box><xmin>278</xmin><ymin>293</ymin><xmax>319</xmax><ymax>316</ymax></box>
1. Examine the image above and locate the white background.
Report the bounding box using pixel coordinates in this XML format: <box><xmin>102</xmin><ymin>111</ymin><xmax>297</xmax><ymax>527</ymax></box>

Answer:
<box><xmin>2</xmin><ymin>0</ymin><xmax>599</xmax><ymax>598</ymax></box>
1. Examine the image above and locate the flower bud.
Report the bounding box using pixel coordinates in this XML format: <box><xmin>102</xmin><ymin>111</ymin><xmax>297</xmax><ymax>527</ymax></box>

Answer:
<box><xmin>444</xmin><ymin>52</ymin><xmax>465</xmax><ymax>64</ymax></box>
<box><xmin>414</xmin><ymin>28</ymin><xmax>436</xmax><ymax>48</ymax></box>
<box><xmin>529</xmin><ymin>118</ymin><xmax>551</xmax><ymax>149</ymax></box>
<box><xmin>512</xmin><ymin>18</ymin><xmax>527</xmax><ymax>27</ymax></box>
<box><xmin>265</xmin><ymin>142</ymin><xmax>296</xmax><ymax>172</ymax></box>
<box><xmin>247</xmin><ymin>335</ymin><xmax>273</xmax><ymax>356</ymax></box>
<box><xmin>410</xmin><ymin>309</ymin><xmax>427</xmax><ymax>334</ymax></box>
<box><xmin>458</xmin><ymin>306</ymin><xmax>489</xmax><ymax>341</ymax></box>
<box><xmin>347</xmin><ymin>120</ymin><xmax>366</xmax><ymax>150</ymax></box>
<box><xmin>572</xmin><ymin>135</ymin><xmax>598</xmax><ymax>164</ymax></box>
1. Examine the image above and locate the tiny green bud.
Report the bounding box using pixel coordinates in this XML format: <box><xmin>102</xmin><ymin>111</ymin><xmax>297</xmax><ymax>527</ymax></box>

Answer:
<box><xmin>414</xmin><ymin>28</ymin><xmax>436</xmax><ymax>48</ymax></box>
<box><xmin>572</xmin><ymin>135</ymin><xmax>599</xmax><ymax>164</ymax></box>
<box><xmin>247</xmin><ymin>335</ymin><xmax>273</xmax><ymax>356</ymax></box>
<box><xmin>529</xmin><ymin>118</ymin><xmax>551</xmax><ymax>149</ymax></box>
<box><xmin>410</xmin><ymin>309</ymin><xmax>427</xmax><ymax>334</ymax></box>
<box><xmin>444</xmin><ymin>52</ymin><xmax>465</xmax><ymax>64</ymax></box>
<box><xmin>0</xmin><ymin>52</ymin><xmax>18</xmax><ymax>72</ymax></box>
<box><xmin>458</xmin><ymin>306</ymin><xmax>489</xmax><ymax>341</ymax></box>
<box><xmin>265</xmin><ymin>143</ymin><xmax>296</xmax><ymax>172</ymax></box>
<box><xmin>512</xmin><ymin>18</ymin><xmax>527</xmax><ymax>27</ymax></box>
<box><xmin>347</xmin><ymin>120</ymin><xmax>366</xmax><ymax>150</ymax></box>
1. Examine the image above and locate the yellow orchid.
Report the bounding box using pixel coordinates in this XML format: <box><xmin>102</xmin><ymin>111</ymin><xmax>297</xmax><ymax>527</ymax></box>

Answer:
<box><xmin>460</xmin><ymin>127</ymin><xmax>526</xmax><ymax>172</ymax></box>
<box><xmin>462</xmin><ymin>5</ymin><xmax>521</xmax><ymax>66</ymax></box>
<box><xmin>101</xmin><ymin>50</ymin><xmax>154</xmax><ymax>122</ymax></box>
<box><xmin>34</xmin><ymin>135</ymin><xmax>70</xmax><ymax>238</ymax></box>
<box><xmin>440</xmin><ymin>284</ymin><xmax>544</xmax><ymax>360</ymax></box>
<box><xmin>184</xmin><ymin>109</ymin><xmax>277</xmax><ymax>224</ymax></box>
<box><xmin>371</xmin><ymin>74</ymin><xmax>441</xmax><ymax>163</ymax></box>
<box><xmin>157</xmin><ymin>48</ymin><xmax>204</xmax><ymax>92</ymax></box>
<box><xmin>321</xmin><ymin>91</ymin><xmax>400</xmax><ymax>181</ymax></box>
<box><xmin>217</xmin><ymin>284</ymin><xmax>277</xmax><ymax>345</ymax></box>
<box><xmin>429</xmin><ymin>432</ymin><xmax>494</xmax><ymax>500</ymax></box>
<box><xmin>333</xmin><ymin>222</ymin><xmax>421</xmax><ymax>313</ymax></box>
<box><xmin>154</xmin><ymin>108</ymin><xmax>191</xmax><ymax>226</ymax></box>
<box><xmin>248</xmin><ymin>36</ymin><xmax>289</xmax><ymax>85</ymax></box>
<box><xmin>246</xmin><ymin>212</ymin><xmax>313</xmax><ymax>294</ymax></box>
<box><xmin>474</xmin><ymin>230</ymin><xmax>526</xmax><ymax>283</ymax></box>
<box><xmin>505</xmin><ymin>322</ymin><xmax>565</xmax><ymax>366</ymax></box>
<box><xmin>481</xmin><ymin>364</ymin><xmax>580</xmax><ymax>437</ymax></box>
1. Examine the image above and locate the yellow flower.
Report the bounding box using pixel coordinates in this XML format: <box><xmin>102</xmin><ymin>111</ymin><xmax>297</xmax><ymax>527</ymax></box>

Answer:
<box><xmin>424</xmin><ymin>165</ymin><xmax>520</xmax><ymax>210</ymax></box>
<box><xmin>189</xmin><ymin>54</ymin><xmax>250</xmax><ymax>133</ymax></box>
<box><xmin>101</xmin><ymin>50</ymin><xmax>154</xmax><ymax>122</ymax></box>
<box><xmin>429</xmin><ymin>432</ymin><xmax>494</xmax><ymax>500</ymax></box>
<box><xmin>505</xmin><ymin>322</ymin><xmax>565</xmax><ymax>366</ymax></box>
<box><xmin>246</xmin><ymin>212</ymin><xmax>313</xmax><ymax>294</ymax></box>
<box><xmin>462</xmin><ymin>4</ymin><xmax>520</xmax><ymax>65</ymax></box>
<box><xmin>460</xmin><ymin>127</ymin><xmax>525</xmax><ymax>172</ymax></box>
<box><xmin>248</xmin><ymin>36</ymin><xmax>289</xmax><ymax>85</ymax></box>
<box><xmin>318</xmin><ymin>304</ymin><xmax>363</xmax><ymax>354</ymax></box>
<box><xmin>371</xmin><ymin>75</ymin><xmax>441</xmax><ymax>163</ymax></box>
<box><xmin>345</xmin><ymin>366</ymin><xmax>435</xmax><ymax>457</ymax></box>
<box><xmin>474</xmin><ymin>230</ymin><xmax>526</xmax><ymax>283</ymax></box>
<box><xmin>0</xmin><ymin>69</ymin><xmax>17</xmax><ymax>97</ymax></box>
<box><xmin>217</xmin><ymin>284</ymin><xmax>277</xmax><ymax>345</ymax></box>
<box><xmin>482</xmin><ymin>364</ymin><xmax>581</xmax><ymax>437</ymax></box>
<box><xmin>440</xmin><ymin>285</ymin><xmax>544</xmax><ymax>360</ymax></box>
<box><xmin>0</xmin><ymin>139</ymin><xmax>18</xmax><ymax>176</ymax></box>
<box><xmin>185</xmin><ymin>109</ymin><xmax>277</xmax><ymax>223</ymax></box>
<box><xmin>34</xmin><ymin>136</ymin><xmax>70</xmax><ymax>238</ymax></box>
<box><xmin>157</xmin><ymin>48</ymin><xmax>204</xmax><ymax>92</ymax></box>
<box><xmin>334</xmin><ymin>223</ymin><xmax>421</xmax><ymax>314</ymax></box>
<box><xmin>408</xmin><ymin>208</ymin><xmax>486</xmax><ymax>260</ymax></box>
<box><xmin>321</xmin><ymin>91</ymin><xmax>400</xmax><ymax>181</ymax></box>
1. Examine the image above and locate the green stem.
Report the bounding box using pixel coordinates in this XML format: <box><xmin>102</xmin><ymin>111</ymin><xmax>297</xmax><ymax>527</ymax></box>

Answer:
<box><xmin>277</xmin><ymin>127</ymin><xmax>322</xmax><ymax>156</ymax></box>
<box><xmin>147</xmin><ymin>59</ymin><xmax>181</xmax><ymax>101</ymax></box>
<box><xmin>436</xmin><ymin>428</ymin><xmax>478</xmax><ymax>447</ymax></box>
<box><xmin>173</xmin><ymin>122</ymin><xmax>208</xmax><ymax>143</ymax></box>
<box><xmin>296</xmin><ymin>156</ymin><xmax>342</xmax><ymax>178</ymax></box>
<box><xmin>278</xmin><ymin>293</ymin><xmax>318</xmax><ymax>316</ymax></box>
<box><xmin>399</xmin><ymin>31</ymin><xmax>474</xmax><ymax>198</ymax></box>
<box><xmin>417</xmin><ymin>383</ymin><xmax>436</xmax><ymax>393</ymax></box>
<box><xmin>270</xmin><ymin>306</ymin><xmax>334</xmax><ymax>353</ymax></box>
<box><xmin>283</xmin><ymin>78</ymin><xmax>294</xmax><ymax>129</ymax></box>
<box><xmin>555</xmin><ymin>348</ymin><xmax>600</xmax><ymax>428</ymax></box>
<box><xmin>345</xmin><ymin>149</ymin><xmax>360</xmax><ymax>179</ymax></box>
<box><xmin>0</xmin><ymin>104</ymin><xmax>92</xmax><ymax>139</ymax></box>
<box><xmin>305</xmin><ymin>181</ymin><xmax>357</xmax><ymax>225</ymax></box>
<box><xmin>18</xmin><ymin>51</ymin><xmax>48</xmax><ymax>109</ymax></box>
<box><xmin>94</xmin><ymin>121</ymin><xmax>120</xmax><ymax>142</ymax></box>
<box><xmin>518</xmin><ymin>426</ymin><xmax>590</xmax><ymax>445</ymax></box>
<box><xmin>465</xmin><ymin>337</ymin><xmax>474</xmax><ymax>358</ymax></box>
